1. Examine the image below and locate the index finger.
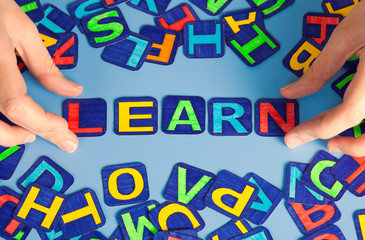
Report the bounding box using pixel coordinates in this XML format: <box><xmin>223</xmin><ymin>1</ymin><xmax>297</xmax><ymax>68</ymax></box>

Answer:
<box><xmin>284</xmin><ymin>57</ymin><xmax>365</xmax><ymax>149</ymax></box>
<box><xmin>281</xmin><ymin>1</ymin><xmax>365</xmax><ymax>99</ymax></box>
<box><xmin>0</xmin><ymin>37</ymin><xmax>78</xmax><ymax>152</ymax></box>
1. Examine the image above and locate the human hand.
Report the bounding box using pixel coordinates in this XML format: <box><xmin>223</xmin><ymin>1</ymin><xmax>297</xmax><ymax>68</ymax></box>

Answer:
<box><xmin>281</xmin><ymin>0</ymin><xmax>365</xmax><ymax>157</ymax></box>
<box><xmin>0</xmin><ymin>0</ymin><xmax>83</xmax><ymax>152</ymax></box>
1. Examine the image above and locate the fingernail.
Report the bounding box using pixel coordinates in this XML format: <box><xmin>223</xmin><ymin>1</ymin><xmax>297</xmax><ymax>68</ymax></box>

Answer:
<box><xmin>59</xmin><ymin>141</ymin><xmax>77</xmax><ymax>153</ymax></box>
<box><xmin>23</xmin><ymin>134</ymin><xmax>36</xmax><ymax>144</ymax></box>
<box><xmin>286</xmin><ymin>137</ymin><xmax>303</xmax><ymax>149</ymax></box>
<box><xmin>53</xmin><ymin>128</ymin><xmax>68</xmax><ymax>133</ymax></box>
<box><xmin>75</xmin><ymin>85</ymin><xmax>83</xmax><ymax>90</ymax></box>
<box><xmin>280</xmin><ymin>86</ymin><xmax>289</xmax><ymax>92</ymax></box>
<box><xmin>329</xmin><ymin>145</ymin><xmax>343</xmax><ymax>153</ymax></box>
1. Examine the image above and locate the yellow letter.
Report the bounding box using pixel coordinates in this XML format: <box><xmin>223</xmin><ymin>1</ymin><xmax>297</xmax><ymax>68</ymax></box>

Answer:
<box><xmin>118</xmin><ymin>101</ymin><xmax>154</xmax><ymax>132</ymax></box>
<box><xmin>358</xmin><ymin>214</ymin><xmax>365</xmax><ymax>239</ymax></box>
<box><xmin>224</xmin><ymin>12</ymin><xmax>257</xmax><ymax>34</ymax></box>
<box><xmin>40</xmin><ymin>33</ymin><xmax>58</xmax><ymax>48</ymax></box>
<box><xmin>16</xmin><ymin>186</ymin><xmax>65</xmax><ymax>229</ymax></box>
<box><xmin>324</xmin><ymin>0</ymin><xmax>359</xmax><ymax>17</ymax></box>
<box><xmin>62</xmin><ymin>192</ymin><xmax>102</xmax><ymax>225</ymax></box>
<box><xmin>289</xmin><ymin>41</ymin><xmax>321</xmax><ymax>74</ymax></box>
<box><xmin>211</xmin><ymin>185</ymin><xmax>255</xmax><ymax>217</ymax></box>
<box><xmin>158</xmin><ymin>203</ymin><xmax>201</xmax><ymax>231</ymax></box>
<box><xmin>108</xmin><ymin>168</ymin><xmax>144</xmax><ymax>200</ymax></box>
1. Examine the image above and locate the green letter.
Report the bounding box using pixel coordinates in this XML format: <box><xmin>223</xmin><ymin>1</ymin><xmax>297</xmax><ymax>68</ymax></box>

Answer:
<box><xmin>177</xmin><ymin>167</ymin><xmax>212</xmax><ymax>204</ymax></box>
<box><xmin>310</xmin><ymin>160</ymin><xmax>344</xmax><ymax>198</ymax></box>
<box><xmin>121</xmin><ymin>213</ymin><xmax>158</xmax><ymax>240</ymax></box>
<box><xmin>167</xmin><ymin>100</ymin><xmax>201</xmax><ymax>131</ymax></box>
<box><xmin>87</xmin><ymin>10</ymin><xmax>124</xmax><ymax>43</ymax></box>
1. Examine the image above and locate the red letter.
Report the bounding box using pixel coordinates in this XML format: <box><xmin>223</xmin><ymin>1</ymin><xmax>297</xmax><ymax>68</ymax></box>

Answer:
<box><xmin>0</xmin><ymin>195</ymin><xmax>21</xmax><ymax>235</ymax></box>
<box><xmin>313</xmin><ymin>234</ymin><xmax>339</xmax><ymax>240</ymax></box>
<box><xmin>158</xmin><ymin>5</ymin><xmax>197</xmax><ymax>31</ymax></box>
<box><xmin>306</xmin><ymin>16</ymin><xmax>340</xmax><ymax>44</ymax></box>
<box><xmin>52</xmin><ymin>36</ymin><xmax>75</xmax><ymax>66</ymax></box>
<box><xmin>68</xmin><ymin>103</ymin><xmax>103</xmax><ymax>134</ymax></box>
<box><xmin>290</xmin><ymin>202</ymin><xmax>335</xmax><ymax>232</ymax></box>
<box><xmin>346</xmin><ymin>156</ymin><xmax>365</xmax><ymax>194</ymax></box>
<box><xmin>260</xmin><ymin>103</ymin><xmax>295</xmax><ymax>133</ymax></box>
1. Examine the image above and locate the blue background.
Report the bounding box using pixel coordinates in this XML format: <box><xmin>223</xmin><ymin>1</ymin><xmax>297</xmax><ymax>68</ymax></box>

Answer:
<box><xmin>0</xmin><ymin>0</ymin><xmax>362</xmax><ymax>239</ymax></box>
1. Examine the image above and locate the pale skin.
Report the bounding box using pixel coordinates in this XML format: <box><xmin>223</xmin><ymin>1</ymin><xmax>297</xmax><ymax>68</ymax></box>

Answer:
<box><xmin>0</xmin><ymin>0</ymin><xmax>82</xmax><ymax>152</ymax></box>
<box><xmin>281</xmin><ymin>1</ymin><xmax>365</xmax><ymax>157</ymax></box>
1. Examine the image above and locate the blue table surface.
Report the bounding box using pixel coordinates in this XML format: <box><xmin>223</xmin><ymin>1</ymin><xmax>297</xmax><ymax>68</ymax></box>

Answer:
<box><xmin>1</xmin><ymin>0</ymin><xmax>361</xmax><ymax>239</ymax></box>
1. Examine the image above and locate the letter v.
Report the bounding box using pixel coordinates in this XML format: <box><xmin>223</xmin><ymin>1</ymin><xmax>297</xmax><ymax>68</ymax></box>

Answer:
<box><xmin>177</xmin><ymin>167</ymin><xmax>212</xmax><ymax>204</ymax></box>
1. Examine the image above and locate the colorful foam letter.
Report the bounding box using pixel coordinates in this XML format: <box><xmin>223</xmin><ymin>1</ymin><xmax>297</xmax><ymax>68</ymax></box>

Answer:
<box><xmin>163</xmin><ymin>162</ymin><xmax>215</xmax><ymax>210</ymax></box>
<box><xmin>17</xmin><ymin>156</ymin><xmax>74</xmax><ymax>194</ymax></box>
<box><xmin>102</xmin><ymin>33</ymin><xmax>152</xmax><ymax>71</ymax></box>
<box><xmin>60</xmin><ymin>189</ymin><xmax>106</xmax><ymax>238</ymax></box>
<box><xmin>322</xmin><ymin>0</ymin><xmax>359</xmax><ymax>17</ymax></box>
<box><xmin>38</xmin><ymin>223</ymin><xmax>87</xmax><ymax>240</ymax></box>
<box><xmin>355</xmin><ymin>209</ymin><xmax>365</xmax><ymax>240</ymax></box>
<box><xmin>229</xmin><ymin>227</ymin><xmax>273</xmax><ymax>240</ymax></box>
<box><xmin>245</xmin><ymin>0</ymin><xmax>294</xmax><ymax>18</ymax></box>
<box><xmin>7</xmin><ymin>226</ymin><xmax>32</xmax><ymax>240</ymax></box>
<box><xmin>183</xmin><ymin>21</ymin><xmax>225</xmax><ymax>58</ymax></box>
<box><xmin>101</xmin><ymin>0</ymin><xmax>128</xmax><ymax>7</ymax></box>
<box><xmin>227</xmin><ymin>23</ymin><xmax>280</xmax><ymax>67</ymax></box>
<box><xmin>117</xmin><ymin>200</ymin><xmax>159</xmax><ymax>240</ymax></box>
<box><xmin>127</xmin><ymin>0</ymin><xmax>171</xmax><ymax>16</ymax></box>
<box><xmin>255</xmin><ymin>98</ymin><xmax>299</xmax><ymax>137</ymax></box>
<box><xmin>0</xmin><ymin>187</ymin><xmax>25</xmax><ymax>239</ymax></box>
<box><xmin>162</xmin><ymin>96</ymin><xmax>205</xmax><ymax>134</ymax></box>
<box><xmin>82</xmin><ymin>8</ymin><xmax>130</xmax><ymax>48</ymax></box>
<box><xmin>207</xmin><ymin>219</ymin><xmax>252</xmax><ymax>240</ymax></box>
<box><xmin>52</xmin><ymin>32</ymin><xmax>79</xmax><ymax>69</ymax></box>
<box><xmin>17</xmin><ymin>56</ymin><xmax>27</xmax><ymax>73</ymax></box>
<box><xmin>102</xmin><ymin>162</ymin><xmax>149</xmax><ymax>206</ymax></box>
<box><xmin>344</xmin><ymin>55</ymin><xmax>359</xmax><ymax>69</ymax></box>
<box><xmin>15</xmin><ymin>0</ymin><xmax>44</xmax><ymax>23</ymax></box>
<box><xmin>109</xmin><ymin>226</ymin><xmax>124</xmax><ymax>240</ymax></box>
<box><xmin>63</xmin><ymin>98</ymin><xmax>107</xmax><ymax>137</ymax></box>
<box><xmin>284</xmin><ymin>162</ymin><xmax>326</xmax><ymax>205</ymax></box>
<box><xmin>243</xmin><ymin>173</ymin><xmax>283</xmax><ymax>225</ymax></box>
<box><xmin>301</xmin><ymin>151</ymin><xmax>346</xmax><ymax>201</ymax></box>
<box><xmin>13</xmin><ymin>183</ymin><xmax>67</xmax><ymax>232</ymax></box>
<box><xmin>149</xmin><ymin>202</ymin><xmax>205</xmax><ymax>232</ymax></box>
<box><xmin>113</xmin><ymin>97</ymin><xmax>158</xmax><ymax>135</ymax></box>
<box><xmin>340</xmin><ymin>120</ymin><xmax>365</xmax><ymax>138</ymax></box>
<box><xmin>0</xmin><ymin>145</ymin><xmax>25</xmax><ymax>180</ymax></box>
<box><xmin>36</xmin><ymin>4</ymin><xmax>76</xmax><ymax>33</ymax></box>
<box><xmin>204</xmin><ymin>170</ymin><xmax>258</xmax><ymax>220</ymax></box>
<box><xmin>68</xmin><ymin>0</ymin><xmax>105</xmax><ymax>34</ymax></box>
<box><xmin>189</xmin><ymin>0</ymin><xmax>232</xmax><ymax>15</ymax></box>
<box><xmin>303</xmin><ymin>12</ymin><xmax>343</xmax><ymax>45</ymax></box>
<box><xmin>12</xmin><ymin>28</ymin><xmax>58</xmax><ymax>74</ymax></box>
<box><xmin>221</xmin><ymin>9</ymin><xmax>264</xmax><ymax>39</ymax></box>
<box><xmin>140</xmin><ymin>26</ymin><xmax>180</xmax><ymax>65</ymax></box>
<box><xmin>331</xmin><ymin>155</ymin><xmax>365</xmax><ymax>197</ymax></box>
<box><xmin>208</xmin><ymin>98</ymin><xmax>252</xmax><ymax>136</ymax></box>
<box><xmin>155</xmin><ymin>4</ymin><xmax>199</xmax><ymax>46</ymax></box>
<box><xmin>285</xmin><ymin>201</ymin><xmax>341</xmax><ymax>235</ymax></box>
<box><xmin>38</xmin><ymin>28</ymin><xmax>62</xmax><ymax>56</ymax></box>
<box><xmin>331</xmin><ymin>69</ymin><xmax>355</xmax><ymax>99</ymax></box>
<box><xmin>154</xmin><ymin>231</ymin><xmax>202</xmax><ymax>240</ymax></box>
<box><xmin>80</xmin><ymin>231</ymin><xmax>107</xmax><ymax>240</ymax></box>
<box><xmin>301</xmin><ymin>225</ymin><xmax>346</xmax><ymax>240</ymax></box>
<box><xmin>282</xmin><ymin>38</ymin><xmax>322</xmax><ymax>77</ymax></box>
